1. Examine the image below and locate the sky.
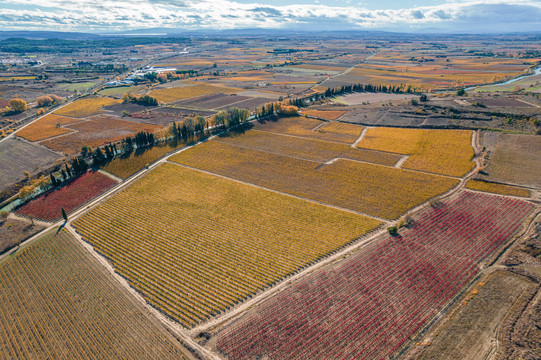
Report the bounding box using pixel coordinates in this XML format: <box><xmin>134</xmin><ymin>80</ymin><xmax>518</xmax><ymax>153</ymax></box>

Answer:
<box><xmin>1</xmin><ymin>0</ymin><xmax>541</xmax><ymax>33</ymax></box>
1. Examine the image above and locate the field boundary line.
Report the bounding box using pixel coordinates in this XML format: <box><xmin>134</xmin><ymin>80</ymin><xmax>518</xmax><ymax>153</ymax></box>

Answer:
<box><xmin>351</xmin><ymin>126</ymin><xmax>369</xmax><ymax>148</ymax></box>
<box><xmin>35</xmin><ymin>129</ymin><xmax>80</xmax><ymax>143</ymax></box>
<box><xmin>97</xmin><ymin>169</ymin><xmax>123</xmax><ymax>183</ymax></box>
<box><xmin>516</xmin><ymin>98</ymin><xmax>540</xmax><ymax>108</ymax></box>
<box><xmin>310</xmin><ymin>121</ymin><xmax>328</xmax><ymax>131</ymax></box>
<box><xmin>394</xmin><ymin>154</ymin><xmax>410</xmax><ymax>168</ymax></box>
<box><xmin>167</xmin><ymin>160</ymin><xmax>390</xmax><ymax>223</ymax></box>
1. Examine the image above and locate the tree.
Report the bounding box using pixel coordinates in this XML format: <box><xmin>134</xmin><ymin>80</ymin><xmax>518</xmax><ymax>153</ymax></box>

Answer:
<box><xmin>456</xmin><ymin>88</ymin><xmax>466</xmax><ymax>96</ymax></box>
<box><xmin>62</xmin><ymin>208</ymin><xmax>68</xmax><ymax>222</ymax></box>
<box><xmin>81</xmin><ymin>145</ymin><xmax>92</xmax><ymax>157</ymax></box>
<box><xmin>0</xmin><ymin>210</ymin><xmax>8</xmax><ymax>223</ymax></box>
<box><xmin>50</xmin><ymin>173</ymin><xmax>58</xmax><ymax>187</ymax></box>
<box><xmin>37</xmin><ymin>95</ymin><xmax>53</xmax><ymax>107</ymax></box>
<box><xmin>92</xmin><ymin>147</ymin><xmax>106</xmax><ymax>166</ymax></box>
<box><xmin>419</xmin><ymin>94</ymin><xmax>428</xmax><ymax>102</ymax></box>
<box><xmin>8</xmin><ymin>98</ymin><xmax>27</xmax><ymax>113</ymax></box>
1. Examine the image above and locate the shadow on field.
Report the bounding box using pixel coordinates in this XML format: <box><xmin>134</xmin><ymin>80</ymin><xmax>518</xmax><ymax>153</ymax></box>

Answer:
<box><xmin>218</xmin><ymin>122</ymin><xmax>254</xmax><ymax>138</ymax></box>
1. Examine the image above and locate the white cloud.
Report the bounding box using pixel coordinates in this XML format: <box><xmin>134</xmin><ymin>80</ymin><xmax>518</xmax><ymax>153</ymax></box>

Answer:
<box><xmin>0</xmin><ymin>0</ymin><xmax>540</xmax><ymax>32</ymax></box>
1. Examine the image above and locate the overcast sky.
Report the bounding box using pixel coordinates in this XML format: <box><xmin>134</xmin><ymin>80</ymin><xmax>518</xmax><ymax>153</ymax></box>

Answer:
<box><xmin>1</xmin><ymin>0</ymin><xmax>541</xmax><ymax>33</ymax></box>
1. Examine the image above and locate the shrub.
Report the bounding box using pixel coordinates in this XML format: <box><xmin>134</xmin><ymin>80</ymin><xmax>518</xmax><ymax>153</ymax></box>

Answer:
<box><xmin>387</xmin><ymin>226</ymin><xmax>398</xmax><ymax>236</ymax></box>
<box><xmin>8</xmin><ymin>98</ymin><xmax>27</xmax><ymax>113</ymax></box>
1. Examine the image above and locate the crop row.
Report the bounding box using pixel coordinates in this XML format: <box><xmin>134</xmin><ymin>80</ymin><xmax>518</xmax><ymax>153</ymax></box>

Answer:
<box><xmin>253</xmin><ymin>116</ymin><xmax>361</xmax><ymax>144</ymax></box>
<box><xmin>216</xmin><ymin>130</ymin><xmax>401</xmax><ymax>166</ymax></box>
<box><xmin>215</xmin><ymin>191</ymin><xmax>534</xmax><ymax>360</ymax></box>
<box><xmin>73</xmin><ymin>163</ymin><xmax>381</xmax><ymax>328</ymax></box>
<box><xmin>358</xmin><ymin>127</ymin><xmax>474</xmax><ymax>177</ymax></box>
<box><xmin>16</xmin><ymin>171</ymin><xmax>118</xmax><ymax>222</ymax></box>
<box><xmin>0</xmin><ymin>230</ymin><xmax>191</xmax><ymax>360</ymax></box>
<box><xmin>54</xmin><ymin>97</ymin><xmax>121</xmax><ymax>118</ymax></box>
<box><xmin>170</xmin><ymin>140</ymin><xmax>459</xmax><ymax>219</ymax></box>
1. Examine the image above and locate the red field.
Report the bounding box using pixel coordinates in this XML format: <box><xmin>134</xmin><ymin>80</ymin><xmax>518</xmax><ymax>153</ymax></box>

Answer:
<box><xmin>16</xmin><ymin>171</ymin><xmax>118</xmax><ymax>222</ymax></box>
<box><xmin>215</xmin><ymin>191</ymin><xmax>534</xmax><ymax>360</ymax></box>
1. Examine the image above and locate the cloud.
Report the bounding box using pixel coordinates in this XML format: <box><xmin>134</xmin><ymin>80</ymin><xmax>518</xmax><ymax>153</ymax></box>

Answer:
<box><xmin>410</xmin><ymin>10</ymin><xmax>425</xmax><ymax>20</ymax></box>
<box><xmin>0</xmin><ymin>0</ymin><xmax>540</xmax><ymax>32</ymax></box>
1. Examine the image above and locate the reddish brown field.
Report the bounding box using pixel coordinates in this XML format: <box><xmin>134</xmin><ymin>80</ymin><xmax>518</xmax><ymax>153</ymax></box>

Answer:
<box><xmin>302</xmin><ymin>110</ymin><xmax>347</xmax><ymax>120</ymax></box>
<box><xmin>40</xmin><ymin>116</ymin><xmax>161</xmax><ymax>154</ymax></box>
<box><xmin>16</xmin><ymin>171</ymin><xmax>118</xmax><ymax>222</ymax></box>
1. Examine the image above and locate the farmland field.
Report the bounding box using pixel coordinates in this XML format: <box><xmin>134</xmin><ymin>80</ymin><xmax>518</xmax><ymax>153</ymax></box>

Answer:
<box><xmin>40</xmin><ymin>116</ymin><xmax>161</xmax><ymax>155</ymax></box>
<box><xmin>479</xmin><ymin>132</ymin><xmax>541</xmax><ymax>188</ymax></box>
<box><xmin>217</xmin><ymin>130</ymin><xmax>401</xmax><ymax>165</ymax></box>
<box><xmin>175</xmin><ymin>93</ymin><xmax>250</xmax><ymax>109</ymax></box>
<box><xmin>0</xmin><ymin>230</ymin><xmax>192</xmax><ymax>360</ymax></box>
<box><xmin>102</xmin><ymin>142</ymin><xmax>183</xmax><ymax>178</ymax></box>
<box><xmin>170</xmin><ymin>140</ymin><xmax>459</xmax><ymax>219</ymax></box>
<box><xmin>358</xmin><ymin>127</ymin><xmax>474</xmax><ymax>177</ymax></box>
<box><xmin>0</xmin><ymin>138</ymin><xmax>61</xmax><ymax>190</ymax></box>
<box><xmin>253</xmin><ymin>116</ymin><xmax>362</xmax><ymax>144</ymax></box>
<box><xmin>16</xmin><ymin>114</ymin><xmax>79</xmax><ymax>142</ymax></box>
<box><xmin>16</xmin><ymin>171</ymin><xmax>118</xmax><ymax>222</ymax></box>
<box><xmin>150</xmin><ymin>84</ymin><xmax>241</xmax><ymax>103</ymax></box>
<box><xmin>73</xmin><ymin>163</ymin><xmax>381</xmax><ymax>327</ymax></box>
<box><xmin>54</xmin><ymin>97</ymin><xmax>121</xmax><ymax>118</ymax></box>
<box><xmin>415</xmin><ymin>271</ymin><xmax>535</xmax><ymax>360</ymax></box>
<box><xmin>465</xmin><ymin>179</ymin><xmax>530</xmax><ymax>198</ymax></box>
<box><xmin>214</xmin><ymin>191</ymin><xmax>535</xmax><ymax>360</ymax></box>
<box><xmin>302</xmin><ymin>109</ymin><xmax>347</xmax><ymax>120</ymax></box>
<box><xmin>334</xmin><ymin>92</ymin><xmax>415</xmax><ymax>105</ymax></box>
<box><xmin>0</xmin><ymin>216</ymin><xmax>44</xmax><ymax>254</ymax></box>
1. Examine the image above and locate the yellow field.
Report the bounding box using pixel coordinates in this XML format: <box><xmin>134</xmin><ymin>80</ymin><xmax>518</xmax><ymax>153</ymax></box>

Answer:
<box><xmin>150</xmin><ymin>84</ymin><xmax>241</xmax><ymax>103</ymax></box>
<box><xmin>269</xmin><ymin>81</ymin><xmax>319</xmax><ymax>85</ymax></box>
<box><xmin>228</xmin><ymin>76</ymin><xmax>271</xmax><ymax>82</ymax></box>
<box><xmin>54</xmin><ymin>97</ymin><xmax>121</xmax><ymax>118</ymax></box>
<box><xmin>170</xmin><ymin>141</ymin><xmax>459</xmax><ymax>219</ymax></box>
<box><xmin>358</xmin><ymin>128</ymin><xmax>474</xmax><ymax>177</ymax></box>
<box><xmin>291</xmin><ymin>64</ymin><xmax>349</xmax><ymax>72</ymax></box>
<box><xmin>303</xmin><ymin>110</ymin><xmax>348</xmax><ymax>120</ymax></box>
<box><xmin>102</xmin><ymin>143</ymin><xmax>183</xmax><ymax>178</ymax></box>
<box><xmin>16</xmin><ymin>114</ymin><xmax>78</xmax><ymax>141</ymax></box>
<box><xmin>0</xmin><ymin>76</ymin><xmax>36</xmax><ymax>81</ymax></box>
<box><xmin>465</xmin><ymin>180</ymin><xmax>530</xmax><ymax>198</ymax></box>
<box><xmin>217</xmin><ymin>130</ymin><xmax>400</xmax><ymax>165</ymax></box>
<box><xmin>254</xmin><ymin>116</ymin><xmax>361</xmax><ymax>144</ymax></box>
<box><xmin>73</xmin><ymin>163</ymin><xmax>380</xmax><ymax>327</ymax></box>
<box><xmin>0</xmin><ymin>230</ymin><xmax>191</xmax><ymax>359</ymax></box>
<box><xmin>349</xmin><ymin>66</ymin><xmax>523</xmax><ymax>87</ymax></box>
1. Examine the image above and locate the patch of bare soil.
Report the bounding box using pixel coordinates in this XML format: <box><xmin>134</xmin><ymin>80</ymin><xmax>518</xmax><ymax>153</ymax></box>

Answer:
<box><xmin>0</xmin><ymin>216</ymin><xmax>44</xmax><ymax>254</ymax></box>
<box><xmin>495</xmin><ymin>217</ymin><xmax>541</xmax><ymax>360</ymax></box>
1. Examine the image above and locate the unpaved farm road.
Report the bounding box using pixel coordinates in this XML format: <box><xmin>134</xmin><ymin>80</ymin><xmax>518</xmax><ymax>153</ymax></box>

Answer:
<box><xmin>2</xmin><ymin>126</ymin><xmax>522</xmax><ymax>360</ymax></box>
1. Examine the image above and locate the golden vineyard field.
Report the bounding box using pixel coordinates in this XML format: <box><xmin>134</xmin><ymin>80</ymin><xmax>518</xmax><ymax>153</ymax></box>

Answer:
<box><xmin>170</xmin><ymin>140</ymin><xmax>459</xmax><ymax>219</ymax></box>
<box><xmin>16</xmin><ymin>114</ymin><xmax>78</xmax><ymax>142</ymax></box>
<box><xmin>54</xmin><ymin>97</ymin><xmax>121</xmax><ymax>118</ymax></box>
<box><xmin>150</xmin><ymin>84</ymin><xmax>241</xmax><ymax>103</ymax></box>
<box><xmin>465</xmin><ymin>179</ymin><xmax>530</xmax><ymax>198</ymax></box>
<box><xmin>358</xmin><ymin>127</ymin><xmax>475</xmax><ymax>177</ymax></box>
<box><xmin>73</xmin><ymin>163</ymin><xmax>381</xmax><ymax>327</ymax></box>
<box><xmin>0</xmin><ymin>230</ymin><xmax>191</xmax><ymax>360</ymax></box>
<box><xmin>217</xmin><ymin>130</ymin><xmax>401</xmax><ymax>165</ymax></box>
<box><xmin>102</xmin><ymin>142</ymin><xmax>184</xmax><ymax>178</ymax></box>
<box><xmin>254</xmin><ymin>116</ymin><xmax>361</xmax><ymax>144</ymax></box>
